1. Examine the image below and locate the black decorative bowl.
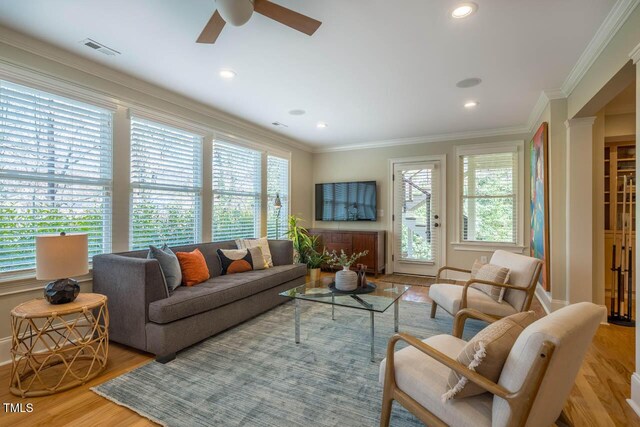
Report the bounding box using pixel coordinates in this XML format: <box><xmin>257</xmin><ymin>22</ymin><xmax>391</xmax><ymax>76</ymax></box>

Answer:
<box><xmin>328</xmin><ymin>282</ymin><xmax>376</xmax><ymax>295</ymax></box>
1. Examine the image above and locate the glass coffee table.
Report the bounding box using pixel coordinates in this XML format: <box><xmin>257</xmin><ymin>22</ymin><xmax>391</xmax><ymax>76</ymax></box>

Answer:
<box><xmin>280</xmin><ymin>276</ymin><xmax>411</xmax><ymax>361</ymax></box>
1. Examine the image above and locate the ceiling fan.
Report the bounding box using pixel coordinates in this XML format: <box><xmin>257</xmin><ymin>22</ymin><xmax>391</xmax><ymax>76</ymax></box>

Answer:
<box><xmin>197</xmin><ymin>0</ymin><xmax>322</xmax><ymax>44</ymax></box>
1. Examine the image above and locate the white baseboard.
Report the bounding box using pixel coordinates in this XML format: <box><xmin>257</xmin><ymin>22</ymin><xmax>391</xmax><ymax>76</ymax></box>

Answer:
<box><xmin>628</xmin><ymin>373</ymin><xmax>640</xmax><ymax>417</ymax></box>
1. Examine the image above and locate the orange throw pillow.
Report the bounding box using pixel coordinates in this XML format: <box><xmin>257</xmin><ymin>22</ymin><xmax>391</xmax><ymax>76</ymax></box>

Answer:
<box><xmin>175</xmin><ymin>248</ymin><xmax>210</xmax><ymax>286</ymax></box>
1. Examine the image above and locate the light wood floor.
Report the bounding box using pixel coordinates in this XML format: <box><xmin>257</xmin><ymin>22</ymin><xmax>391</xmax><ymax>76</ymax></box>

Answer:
<box><xmin>1</xmin><ymin>280</ymin><xmax>638</xmax><ymax>426</ymax></box>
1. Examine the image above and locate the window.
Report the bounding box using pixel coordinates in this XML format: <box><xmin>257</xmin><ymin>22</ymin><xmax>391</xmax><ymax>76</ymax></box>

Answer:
<box><xmin>0</xmin><ymin>80</ymin><xmax>113</xmax><ymax>273</ymax></box>
<box><xmin>212</xmin><ymin>141</ymin><xmax>261</xmax><ymax>241</ymax></box>
<box><xmin>458</xmin><ymin>143</ymin><xmax>522</xmax><ymax>244</ymax></box>
<box><xmin>266</xmin><ymin>155</ymin><xmax>289</xmax><ymax>239</ymax></box>
<box><xmin>130</xmin><ymin>118</ymin><xmax>202</xmax><ymax>250</ymax></box>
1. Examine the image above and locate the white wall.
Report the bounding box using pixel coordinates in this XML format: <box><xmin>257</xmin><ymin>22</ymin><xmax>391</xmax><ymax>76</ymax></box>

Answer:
<box><xmin>312</xmin><ymin>134</ymin><xmax>530</xmax><ymax>272</ymax></box>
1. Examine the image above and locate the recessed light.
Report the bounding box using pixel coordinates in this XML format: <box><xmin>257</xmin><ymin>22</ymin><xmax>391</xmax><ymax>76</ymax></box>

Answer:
<box><xmin>464</xmin><ymin>101</ymin><xmax>479</xmax><ymax>108</ymax></box>
<box><xmin>456</xmin><ymin>77</ymin><xmax>482</xmax><ymax>88</ymax></box>
<box><xmin>219</xmin><ymin>69</ymin><xmax>236</xmax><ymax>79</ymax></box>
<box><xmin>317</xmin><ymin>122</ymin><xmax>328</xmax><ymax>129</ymax></box>
<box><xmin>289</xmin><ymin>109</ymin><xmax>306</xmax><ymax>116</ymax></box>
<box><xmin>451</xmin><ymin>2</ymin><xmax>478</xmax><ymax>19</ymax></box>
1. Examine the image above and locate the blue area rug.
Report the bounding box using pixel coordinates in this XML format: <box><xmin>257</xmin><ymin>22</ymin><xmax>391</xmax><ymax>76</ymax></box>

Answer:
<box><xmin>92</xmin><ymin>300</ymin><xmax>484</xmax><ymax>426</ymax></box>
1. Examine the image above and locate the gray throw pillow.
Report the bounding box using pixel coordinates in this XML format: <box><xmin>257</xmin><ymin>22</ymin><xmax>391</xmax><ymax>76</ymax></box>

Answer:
<box><xmin>148</xmin><ymin>244</ymin><xmax>182</xmax><ymax>292</ymax></box>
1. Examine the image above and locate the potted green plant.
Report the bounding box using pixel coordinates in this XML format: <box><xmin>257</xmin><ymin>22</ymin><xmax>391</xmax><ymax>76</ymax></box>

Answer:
<box><xmin>328</xmin><ymin>249</ymin><xmax>369</xmax><ymax>291</ymax></box>
<box><xmin>286</xmin><ymin>215</ymin><xmax>312</xmax><ymax>264</ymax></box>
<box><xmin>306</xmin><ymin>236</ymin><xmax>330</xmax><ymax>282</ymax></box>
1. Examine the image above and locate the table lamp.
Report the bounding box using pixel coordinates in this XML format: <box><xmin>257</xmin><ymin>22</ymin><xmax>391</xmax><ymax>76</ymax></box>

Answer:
<box><xmin>36</xmin><ymin>232</ymin><xmax>89</xmax><ymax>304</ymax></box>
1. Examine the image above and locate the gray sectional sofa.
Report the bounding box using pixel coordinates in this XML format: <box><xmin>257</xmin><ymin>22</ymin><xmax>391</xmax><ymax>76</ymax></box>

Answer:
<box><xmin>93</xmin><ymin>240</ymin><xmax>306</xmax><ymax>362</ymax></box>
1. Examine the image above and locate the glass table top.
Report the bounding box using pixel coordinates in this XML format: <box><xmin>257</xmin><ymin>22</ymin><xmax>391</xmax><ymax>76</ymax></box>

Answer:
<box><xmin>280</xmin><ymin>276</ymin><xmax>411</xmax><ymax>313</ymax></box>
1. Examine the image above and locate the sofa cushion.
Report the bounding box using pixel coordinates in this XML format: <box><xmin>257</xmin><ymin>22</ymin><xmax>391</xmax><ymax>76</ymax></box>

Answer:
<box><xmin>236</xmin><ymin>237</ymin><xmax>273</xmax><ymax>267</ymax></box>
<box><xmin>176</xmin><ymin>248</ymin><xmax>210</xmax><ymax>286</ymax></box>
<box><xmin>148</xmin><ymin>264</ymin><xmax>307</xmax><ymax>324</ymax></box>
<box><xmin>217</xmin><ymin>248</ymin><xmax>254</xmax><ymax>275</ymax></box>
<box><xmin>148</xmin><ymin>244</ymin><xmax>182</xmax><ymax>292</ymax></box>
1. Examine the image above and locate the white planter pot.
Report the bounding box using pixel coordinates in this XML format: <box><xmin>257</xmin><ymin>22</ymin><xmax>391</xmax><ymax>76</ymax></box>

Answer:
<box><xmin>335</xmin><ymin>267</ymin><xmax>357</xmax><ymax>291</ymax></box>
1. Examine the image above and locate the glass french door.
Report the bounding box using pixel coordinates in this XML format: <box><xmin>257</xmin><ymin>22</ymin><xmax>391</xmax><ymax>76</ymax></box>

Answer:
<box><xmin>392</xmin><ymin>161</ymin><xmax>443</xmax><ymax>276</ymax></box>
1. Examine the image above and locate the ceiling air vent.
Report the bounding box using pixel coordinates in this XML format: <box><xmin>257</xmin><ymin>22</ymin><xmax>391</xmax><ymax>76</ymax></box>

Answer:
<box><xmin>80</xmin><ymin>38</ymin><xmax>121</xmax><ymax>56</ymax></box>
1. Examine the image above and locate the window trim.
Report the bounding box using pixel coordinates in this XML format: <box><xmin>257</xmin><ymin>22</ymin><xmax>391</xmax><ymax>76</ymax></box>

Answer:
<box><xmin>453</xmin><ymin>140</ymin><xmax>525</xmax><ymax>251</ymax></box>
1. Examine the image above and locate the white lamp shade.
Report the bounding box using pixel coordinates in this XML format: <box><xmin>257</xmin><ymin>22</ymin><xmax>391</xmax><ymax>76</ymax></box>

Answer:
<box><xmin>36</xmin><ymin>233</ymin><xmax>89</xmax><ymax>280</ymax></box>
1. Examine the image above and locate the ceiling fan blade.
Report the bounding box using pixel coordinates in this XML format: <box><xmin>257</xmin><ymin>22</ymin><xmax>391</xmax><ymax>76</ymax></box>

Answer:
<box><xmin>197</xmin><ymin>10</ymin><xmax>226</xmax><ymax>44</ymax></box>
<box><xmin>253</xmin><ymin>0</ymin><xmax>321</xmax><ymax>36</ymax></box>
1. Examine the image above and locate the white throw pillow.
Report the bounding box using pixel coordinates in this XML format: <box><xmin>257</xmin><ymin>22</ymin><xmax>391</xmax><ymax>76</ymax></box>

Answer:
<box><xmin>236</xmin><ymin>237</ymin><xmax>272</xmax><ymax>268</ymax></box>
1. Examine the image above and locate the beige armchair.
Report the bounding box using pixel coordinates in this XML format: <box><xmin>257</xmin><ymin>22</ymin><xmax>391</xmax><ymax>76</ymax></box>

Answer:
<box><xmin>379</xmin><ymin>302</ymin><xmax>605</xmax><ymax>427</ymax></box>
<box><xmin>429</xmin><ymin>250</ymin><xmax>543</xmax><ymax>322</ymax></box>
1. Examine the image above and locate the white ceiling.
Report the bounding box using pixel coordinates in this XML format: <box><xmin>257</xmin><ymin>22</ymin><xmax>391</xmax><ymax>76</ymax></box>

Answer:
<box><xmin>0</xmin><ymin>0</ymin><xmax>618</xmax><ymax>148</ymax></box>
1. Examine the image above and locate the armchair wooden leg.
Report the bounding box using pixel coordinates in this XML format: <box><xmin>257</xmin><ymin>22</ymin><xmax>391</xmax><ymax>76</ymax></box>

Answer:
<box><xmin>430</xmin><ymin>303</ymin><xmax>437</xmax><ymax>319</ymax></box>
<box><xmin>380</xmin><ymin>387</ymin><xmax>393</xmax><ymax>427</ymax></box>
<box><xmin>453</xmin><ymin>311</ymin><xmax>466</xmax><ymax>338</ymax></box>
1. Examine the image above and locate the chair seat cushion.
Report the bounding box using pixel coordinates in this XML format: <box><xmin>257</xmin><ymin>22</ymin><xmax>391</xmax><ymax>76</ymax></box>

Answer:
<box><xmin>148</xmin><ymin>264</ymin><xmax>306</xmax><ymax>324</ymax></box>
<box><xmin>379</xmin><ymin>335</ymin><xmax>492</xmax><ymax>427</ymax></box>
<box><xmin>429</xmin><ymin>283</ymin><xmax>517</xmax><ymax>318</ymax></box>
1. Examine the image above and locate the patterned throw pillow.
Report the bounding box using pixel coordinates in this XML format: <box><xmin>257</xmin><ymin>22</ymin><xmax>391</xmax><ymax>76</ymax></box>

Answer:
<box><xmin>442</xmin><ymin>311</ymin><xmax>536</xmax><ymax>401</ymax></box>
<box><xmin>148</xmin><ymin>244</ymin><xmax>182</xmax><ymax>292</ymax></box>
<box><xmin>236</xmin><ymin>237</ymin><xmax>272</xmax><ymax>268</ymax></box>
<box><xmin>217</xmin><ymin>249</ymin><xmax>255</xmax><ymax>275</ymax></box>
<box><xmin>470</xmin><ymin>260</ymin><xmax>510</xmax><ymax>302</ymax></box>
<box><xmin>175</xmin><ymin>248</ymin><xmax>210</xmax><ymax>286</ymax></box>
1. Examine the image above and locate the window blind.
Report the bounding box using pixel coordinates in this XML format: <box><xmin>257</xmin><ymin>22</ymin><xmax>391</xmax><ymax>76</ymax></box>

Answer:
<box><xmin>130</xmin><ymin>118</ymin><xmax>202</xmax><ymax>250</ymax></box>
<box><xmin>460</xmin><ymin>151</ymin><xmax>518</xmax><ymax>243</ymax></box>
<box><xmin>212</xmin><ymin>141</ymin><xmax>261</xmax><ymax>242</ymax></box>
<box><xmin>0</xmin><ymin>80</ymin><xmax>113</xmax><ymax>273</ymax></box>
<box><xmin>266</xmin><ymin>155</ymin><xmax>289</xmax><ymax>239</ymax></box>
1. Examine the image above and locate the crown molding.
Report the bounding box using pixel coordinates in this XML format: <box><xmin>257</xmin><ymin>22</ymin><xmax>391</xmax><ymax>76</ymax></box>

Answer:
<box><xmin>631</xmin><ymin>42</ymin><xmax>640</xmax><ymax>63</ymax></box>
<box><xmin>312</xmin><ymin>125</ymin><xmax>529</xmax><ymax>153</ymax></box>
<box><xmin>0</xmin><ymin>26</ymin><xmax>314</xmax><ymax>153</ymax></box>
<box><xmin>560</xmin><ymin>0</ymin><xmax>640</xmax><ymax>97</ymax></box>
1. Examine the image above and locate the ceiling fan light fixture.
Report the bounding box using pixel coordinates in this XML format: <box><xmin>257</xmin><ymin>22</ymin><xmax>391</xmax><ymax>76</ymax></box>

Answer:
<box><xmin>451</xmin><ymin>3</ymin><xmax>478</xmax><ymax>19</ymax></box>
<box><xmin>215</xmin><ymin>0</ymin><xmax>254</xmax><ymax>26</ymax></box>
<box><xmin>219</xmin><ymin>69</ymin><xmax>237</xmax><ymax>79</ymax></box>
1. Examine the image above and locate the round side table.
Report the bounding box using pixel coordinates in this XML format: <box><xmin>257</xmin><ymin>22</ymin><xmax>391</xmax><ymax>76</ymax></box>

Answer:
<box><xmin>10</xmin><ymin>293</ymin><xmax>109</xmax><ymax>397</ymax></box>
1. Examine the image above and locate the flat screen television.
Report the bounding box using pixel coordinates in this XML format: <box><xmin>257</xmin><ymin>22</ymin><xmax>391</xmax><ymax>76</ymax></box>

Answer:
<box><xmin>315</xmin><ymin>181</ymin><xmax>377</xmax><ymax>221</ymax></box>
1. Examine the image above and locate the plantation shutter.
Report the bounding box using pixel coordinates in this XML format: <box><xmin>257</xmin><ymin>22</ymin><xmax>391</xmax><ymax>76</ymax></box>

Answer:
<box><xmin>0</xmin><ymin>80</ymin><xmax>113</xmax><ymax>273</ymax></box>
<box><xmin>130</xmin><ymin>117</ymin><xmax>202</xmax><ymax>250</ymax></box>
<box><xmin>266</xmin><ymin>155</ymin><xmax>289</xmax><ymax>239</ymax></box>
<box><xmin>460</xmin><ymin>150</ymin><xmax>518</xmax><ymax>243</ymax></box>
<box><xmin>212</xmin><ymin>141</ymin><xmax>261</xmax><ymax>242</ymax></box>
